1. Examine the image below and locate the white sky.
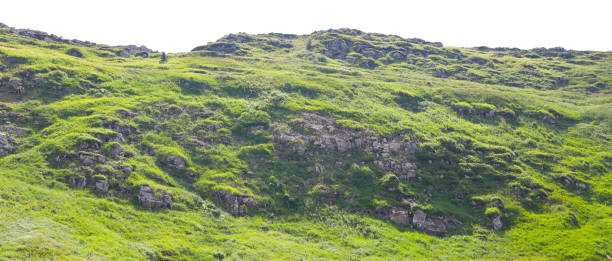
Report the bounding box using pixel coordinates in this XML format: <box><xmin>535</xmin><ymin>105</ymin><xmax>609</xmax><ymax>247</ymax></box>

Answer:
<box><xmin>1</xmin><ymin>0</ymin><xmax>610</xmax><ymax>53</ymax></box>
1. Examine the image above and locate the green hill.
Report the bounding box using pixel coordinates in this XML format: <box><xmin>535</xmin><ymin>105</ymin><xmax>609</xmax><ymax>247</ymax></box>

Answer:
<box><xmin>0</xmin><ymin>24</ymin><xmax>610</xmax><ymax>260</ymax></box>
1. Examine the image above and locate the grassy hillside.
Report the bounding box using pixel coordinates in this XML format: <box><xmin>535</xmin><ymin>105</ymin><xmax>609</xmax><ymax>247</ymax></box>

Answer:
<box><xmin>0</xmin><ymin>24</ymin><xmax>610</xmax><ymax>260</ymax></box>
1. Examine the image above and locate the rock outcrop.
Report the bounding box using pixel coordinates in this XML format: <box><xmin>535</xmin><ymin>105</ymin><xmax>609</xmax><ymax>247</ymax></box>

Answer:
<box><xmin>138</xmin><ymin>185</ymin><xmax>172</xmax><ymax>209</ymax></box>
<box><xmin>0</xmin><ymin>132</ymin><xmax>17</xmax><ymax>157</ymax></box>
<box><xmin>68</xmin><ymin>175</ymin><xmax>87</xmax><ymax>189</ymax></box>
<box><xmin>376</xmin><ymin>207</ymin><xmax>411</xmax><ymax>226</ymax></box>
<box><xmin>412</xmin><ymin>209</ymin><xmax>461</xmax><ymax>234</ymax></box>
<box><xmin>213</xmin><ymin>190</ymin><xmax>261</xmax><ymax>214</ymax></box>
<box><xmin>273</xmin><ymin>113</ymin><xmax>418</xmax><ymax>178</ymax></box>
<box><xmin>95</xmin><ymin>179</ymin><xmax>109</xmax><ymax>192</ymax></box>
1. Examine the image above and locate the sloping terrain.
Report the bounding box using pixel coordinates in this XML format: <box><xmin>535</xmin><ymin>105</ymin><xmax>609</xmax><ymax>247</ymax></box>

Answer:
<box><xmin>0</xmin><ymin>23</ymin><xmax>611</xmax><ymax>260</ymax></box>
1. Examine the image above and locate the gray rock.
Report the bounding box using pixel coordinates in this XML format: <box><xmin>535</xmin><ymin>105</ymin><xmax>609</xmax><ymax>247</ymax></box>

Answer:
<box><xmin>116</xmin><ymin>165</ymin><xmax>134</xmax><ymax>173</ymax></box>
<box><xmin>487</xmin><ymin>109</ymin><xmax>496</xmax><ymax>117</ymax></box>
<box><xmin>412</xmin><ymin>209</ymin><xmax>461</xmax><ymax>233</ymax></box>
<box><xmin>103</xmin><ymin>120</ymin><xmax>138</xmax><ymax>135</ymax></box>
<box><xmin>68</xmin><ymin>175</ymin><xmax>87</xmax><ymax>189</ymax></box>
<box><xmin>0</xmin><ymin>133</ymin><xmax>17</xmax><ymax>157</ymax></box>
<box><xmin>138</xmin><ymin>185</ymin><xmax>172</xmax><ymax>209</ymax></box>
<box><xmin>95</xmin><ymin>179</ymin><xmax>109</xmax><ymax>192</ymax></box>
<box><xmin>0</xmin><ymin>126</ymin><xmax>30</xmax><ymax>135</ymax></box>
<box><xmin>323</xmin><ymin>38</ymin><xmax>350</xmax><ymax>59</ymax></box>
<box><xmin>78</xmin><ymin>152</ymin><xmax>106</xmax><ymax>165</ymax></box>
<box><xmin>213</xmin><ymin>190</ymin><xmax>260</xmax><ymax>214</ymax></box>
<box><xmin>109</xmin><ymin>143</ymin><xmax>124</xmax><ymax>158</ymax></box>
<box><xmin>78</xmin><ymin>139</ymin><xmax>101</xmax><ymax>151</ymax></box>
<box><xmin>162</xmin><ymin>154</ymin><xmax>186</xmax><ymax>169</ymax></box>
<box><xmin>492</xmin><ymin>215</ymin><xmax>503</xmax><ymax>230</ymax></box>
<box><xmin>377</xmin><ymin>207</ymin><xmax>411</xmax><ymax>226</ymax></box>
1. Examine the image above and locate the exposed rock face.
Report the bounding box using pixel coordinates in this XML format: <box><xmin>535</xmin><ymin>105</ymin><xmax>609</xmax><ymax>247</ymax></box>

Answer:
<box><xmin>273</xmin><ymin>113</ymin><xmax>418</xmax><ymax>178</ymax></box>
<box><xmin>68</xmin><ymin>175</ymin><xmax>87</xmax><ymax>189</ymax></box>
<box><xmin>323</xmin><ymin>38</ymin><xmax>350</xmax><ymax>59</ymax></box>
<box><xmin>103</xmin><ymin>120</ymin><xmax>138</xmax><ymax>136</ymax></box>
<box><xmin>78</xmin><ymin>152</ymin><xmax>106</xmax><ymax>165</ymax></box>
<box><xmin>138</xmin><ymin>185</ymin><xmax>172</xmax><ymax>209</ymax></box>
<box><xmin>0</xmin><ymin>126</ymin><xmax>30</xmax><ymax>135</ymax></box>
<box><xmin>412</xmin><ymin>209</ymin><xmax>461</xmax><ymax>234</ymax></box>
<box><xmin>95</xmin><ymin>179</ymin><xmax>109</xmax><ymax>192</ymax></box>
<box><xmin>492</xmin><ymin>215</ymin><xmax>503</xmax><ymax>230</ymax></box>
<box><xmin>213</xmin><ymin>190</ymin><xmax>261</xmax><ymax>214</ymax></box>
<box><xmin>0</xmin><ymin>133</ymin><xmax>17</xmax><ymax>157</ymax></box>
<box><xmin>376</xmin><ymin>207</ymin><xmax>411</xmax><ymax>226</ymax></box>
<box><xmin>108</xmin><ymin>143</ymin><xmax>125</xmax><ymax>158</ymax></box>
<box><xmin>162</xmin><ymin>154</ymin><xmax>186</xmax><ymax>169</ymax></box>
<box><xmin>78</xmin><ymin>139</ymin><xmax>101</xmax><ymax>151</ymax></box>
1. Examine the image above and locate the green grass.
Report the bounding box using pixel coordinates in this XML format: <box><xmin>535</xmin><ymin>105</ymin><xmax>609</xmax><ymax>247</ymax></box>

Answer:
<box><xmin>0</xmin><ymin>26</ymin><xmax>610</xmax><ymax>260</ymax></box>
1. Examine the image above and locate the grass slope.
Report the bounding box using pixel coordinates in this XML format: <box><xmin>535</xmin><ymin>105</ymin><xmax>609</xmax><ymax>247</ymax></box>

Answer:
<box><xmin>0</xmin><ymin>25</ymin><xmax>610</xmax><ymax>260</ymax></box>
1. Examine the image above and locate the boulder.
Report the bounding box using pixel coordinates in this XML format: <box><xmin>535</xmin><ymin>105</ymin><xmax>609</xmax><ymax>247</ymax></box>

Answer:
<box><xmin>162</xmin><ymin>154</ymin><xmax>186</xmax><ymax>169</ymax></box>
<box><xmin>138</xmin><ymin>185</ymin><xmax>172</xmax><ymax>209</ymax></box>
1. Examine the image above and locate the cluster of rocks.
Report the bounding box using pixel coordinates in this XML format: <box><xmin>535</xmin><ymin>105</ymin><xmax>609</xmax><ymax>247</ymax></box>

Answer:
<box><xmin>66</xmin><ymin>163</ymin><xmax>134</xmax><ymax>193</ymax></box>
<box><xmin>375</xmin><ymin>207</ymin><xmax>462</xmax><ymax>234</ymax></box>
<box><xmin>138</xmin><ymin>185</ymin><xmax>173</xmax><ymax>209</ymax></box>
<box><xmin>212</xmin><ymin>190</ymin><xmax>261</xmax><ymax>214</ymax></box>
<box><xmin>272</xmin><ymin>113</ymin><xmax>418</xmax><ymax>179</ymax></box>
